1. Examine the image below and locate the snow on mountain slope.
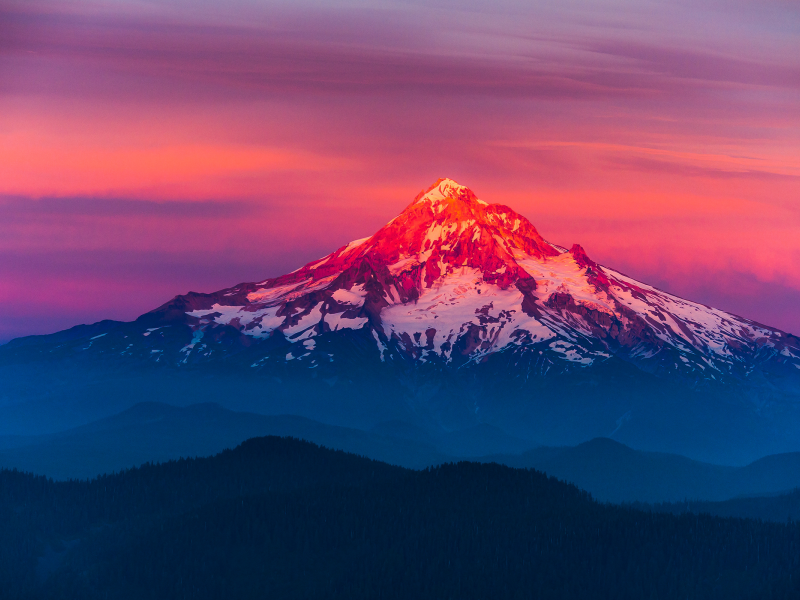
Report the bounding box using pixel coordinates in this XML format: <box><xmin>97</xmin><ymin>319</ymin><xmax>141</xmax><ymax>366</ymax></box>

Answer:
<box><xmin>153</xmin><ymin>178</ymin><xmax>800</xmax><ymax>383</ymax></box>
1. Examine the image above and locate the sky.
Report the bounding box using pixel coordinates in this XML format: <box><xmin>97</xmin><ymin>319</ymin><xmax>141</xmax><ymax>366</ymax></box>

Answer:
<box><xmin>1</xmin><ymin>0</ymin><xmax>799</xmax><ymax>342</ymax></box>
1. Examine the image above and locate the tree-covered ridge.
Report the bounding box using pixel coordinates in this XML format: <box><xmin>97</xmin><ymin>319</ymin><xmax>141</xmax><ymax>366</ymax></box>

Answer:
<box><xmin>2</xmin><ymin>437</ymin><xmax>800</xmax><ymax>599</ymax></box>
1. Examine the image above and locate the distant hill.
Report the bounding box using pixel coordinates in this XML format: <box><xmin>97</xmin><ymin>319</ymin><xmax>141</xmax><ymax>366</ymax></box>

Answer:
<box><xmin>3</xmin><ymin>403</ymin><xmax>800</xmax><ymax>505</ymax></box>
<box><xmin>482</xmin><ymin>438</ymin><xmax>800</xmax><ymax>503</ymax></box>
<box><xmin>0</xmin><ymin>402</ymin><xmax>450</xmax><ymax>478</ymax></box>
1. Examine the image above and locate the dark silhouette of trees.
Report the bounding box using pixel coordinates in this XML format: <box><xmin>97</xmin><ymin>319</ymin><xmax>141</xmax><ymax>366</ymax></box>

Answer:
<box><xmin>1</xmin><ymin>437</ymin><xmax>799</xmax><ymax>599</ymax></box>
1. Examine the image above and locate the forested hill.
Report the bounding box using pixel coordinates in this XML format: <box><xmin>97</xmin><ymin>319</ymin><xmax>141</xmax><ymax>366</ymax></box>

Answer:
<box><xmin>2</xmin><ymin>437</ymin><xmax>800</xmax><ymax>599</ymax></box>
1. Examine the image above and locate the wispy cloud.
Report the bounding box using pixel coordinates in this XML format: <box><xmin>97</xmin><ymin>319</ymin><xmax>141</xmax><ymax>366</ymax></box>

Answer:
<box><xmin>589</xmin><ymin>41</ymin><xmax>800</xmax><ymax>88</ymax></box>
<box><xmin>0</xmin><ymin>195</ymin><xmax>260</xmax><ymax>218</ymax></box>
<box><xmin>8</xmin><ymin>1</ymin><xmax>798</xmax><ymax>100</ymax></box>
<box><xmin>604</xmin><ymin>155</ymin><xmax>800</xmax><ymax>181</ymax></box>
<box><xmin>0</xmin><ymin>8</ymin><xmax>649</xmax><ymax>100</ymax></box>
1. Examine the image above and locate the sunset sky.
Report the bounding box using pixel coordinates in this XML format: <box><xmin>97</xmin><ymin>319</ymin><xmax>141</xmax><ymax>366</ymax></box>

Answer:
<box><xmin>2</xmin><ymin>0</ymin><xmax>799</xmax><ymax>342</ymax></box>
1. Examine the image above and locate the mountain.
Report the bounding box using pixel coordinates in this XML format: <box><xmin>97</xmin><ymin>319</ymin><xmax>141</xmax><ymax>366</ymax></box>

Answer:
<box><xmin>138</xmin><ymin>178</ymin><xmax>800</xmax><ymax>381</ymax></box>
<box><xmin>3</xmin><ymin>436</ymin><xmax>800</xmax><ymax>599</ymax></box>
<box><xmin>2</xmin><ymin>179</ymin><xmax>800</xmax><ymax>463</ymax></box>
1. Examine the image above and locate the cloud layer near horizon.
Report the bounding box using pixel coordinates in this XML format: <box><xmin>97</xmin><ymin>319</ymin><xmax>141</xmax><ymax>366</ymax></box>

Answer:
<box><xmin>2</xmin><ymin>0</ymin><xmax>799</xmax><ymax>341</ymax></box>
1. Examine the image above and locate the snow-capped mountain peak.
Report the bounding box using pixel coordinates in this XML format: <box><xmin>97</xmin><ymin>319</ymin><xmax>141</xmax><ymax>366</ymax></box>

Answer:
<box><xmin>353</xmin><ymin>178</ymin><xmax>559</xmax><ymax>290</ymax></box>
<box><xmin>413</xmin><ymin>177</ymin><xmax>474</xmax><ymax>206</ymax></box>
<box><xmin>140</xmin><ymin>179</ymin><xmax>799</xmax><ymax>383</ymax></box>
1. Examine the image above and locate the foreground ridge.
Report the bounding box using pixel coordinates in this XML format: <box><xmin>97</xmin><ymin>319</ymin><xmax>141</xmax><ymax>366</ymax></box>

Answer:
<box><xmin>3</xmin><ymin>436</ymin><xmax>800</xmax><ymax>599</ymax></box>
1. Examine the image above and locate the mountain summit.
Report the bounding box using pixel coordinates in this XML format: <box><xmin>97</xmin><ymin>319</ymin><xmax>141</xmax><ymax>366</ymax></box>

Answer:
<box><xmin>3</xmin><ymin>179</ymin><xmax>800</xmax><ymax>462</ymax></box>
<box><xmin>141</xmin><ymin>178</ymin><xmax>798</xmax><ymax>381</ymax></box>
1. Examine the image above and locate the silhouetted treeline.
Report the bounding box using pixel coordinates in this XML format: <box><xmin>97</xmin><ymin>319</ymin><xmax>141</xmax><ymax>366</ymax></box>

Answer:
<box><xmin>633</xmin><ymin>488</ymin><xmax>800</xmax><ymax>523</ymax></box>
<box><xmin>2</xmin><ymin>437</ymin><xmax>800</xmax><ymax>599</ymax></box>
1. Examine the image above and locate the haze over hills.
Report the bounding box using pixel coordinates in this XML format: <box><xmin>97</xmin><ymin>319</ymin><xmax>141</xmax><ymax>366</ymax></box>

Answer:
<box><xmin>2</xmin><ymin>401</ymin><xmax>800</xmax><ymax>505</ymax></box>
<box><xmin>2</xmin><ymin>179</ymin><xmax>799</xmax><ymax>464</ymax></box>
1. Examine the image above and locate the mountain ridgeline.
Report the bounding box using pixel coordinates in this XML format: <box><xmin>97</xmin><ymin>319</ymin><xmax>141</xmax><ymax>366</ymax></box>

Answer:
<box><xmin>4</xmin><ymin>402</ymin><xmax>800</xmax><ymax>506</ymax></box>
<box><xmin>3</xmin><ymin>436</ymin><xmax>800</xmax><ymax>600</ymax></box>
<box><xmin>1</xmin><ymin>179</ymin><xmax>799</xmax><ymax>464</ymax></box>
